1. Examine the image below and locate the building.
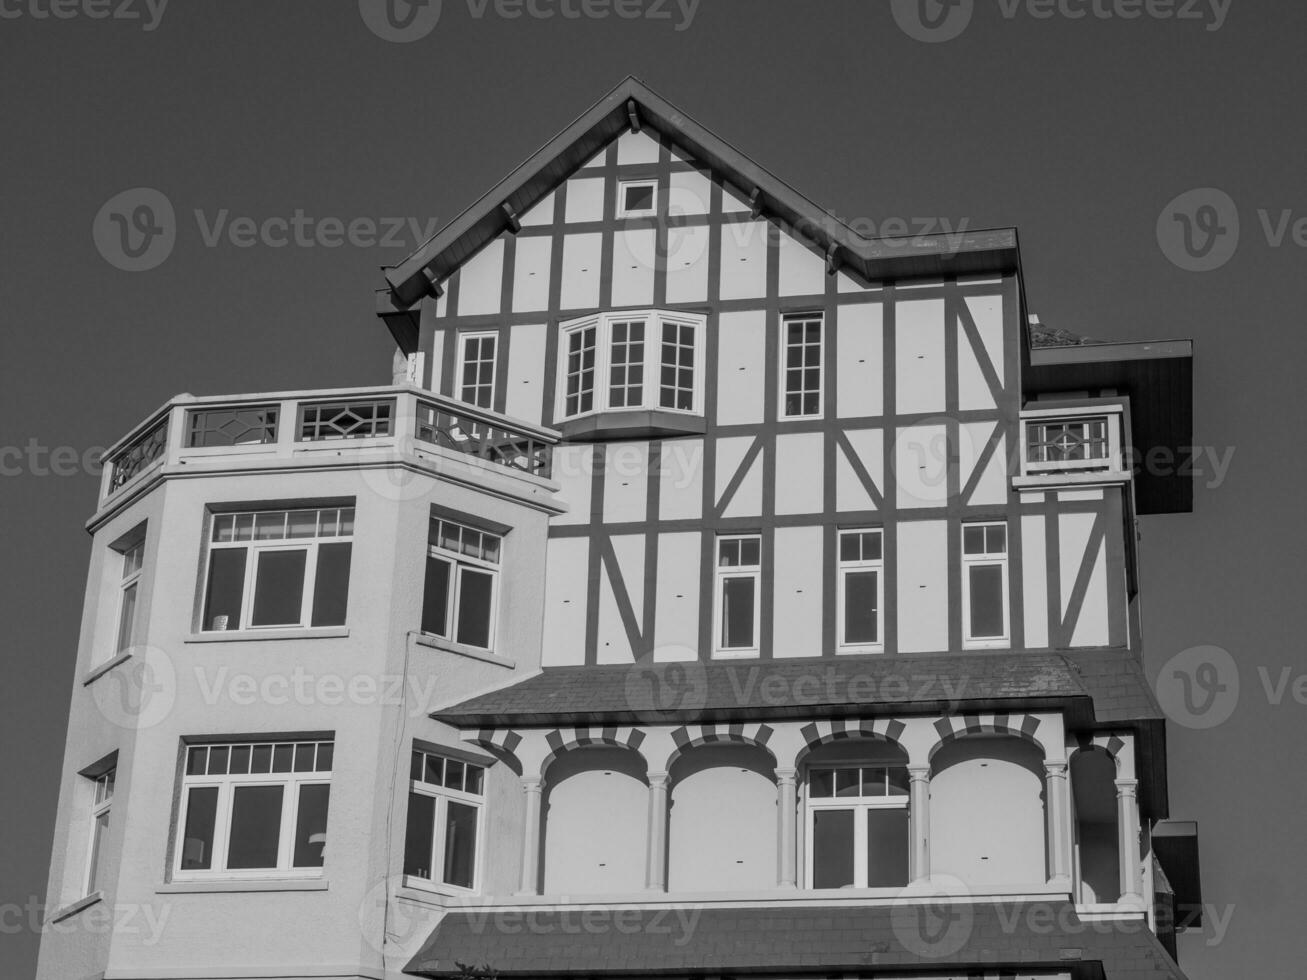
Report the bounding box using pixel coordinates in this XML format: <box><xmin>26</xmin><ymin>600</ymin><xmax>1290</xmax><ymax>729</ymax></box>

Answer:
<box><xmin>38</xmin><ymin>77</ymin><xmax>1203</xmax><ymax>980</ymax></box>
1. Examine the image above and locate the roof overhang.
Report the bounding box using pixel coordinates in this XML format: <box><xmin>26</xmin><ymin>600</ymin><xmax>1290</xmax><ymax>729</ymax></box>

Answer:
<box><xmin>380</xmin><ymin>76</ymin><xmax>1020</xmax><ymax>319</ymax></box>
<box><xmin>1025</xmin><ymin>338</ymin><xmax>1194</xmax><ymax>515</ymax></box>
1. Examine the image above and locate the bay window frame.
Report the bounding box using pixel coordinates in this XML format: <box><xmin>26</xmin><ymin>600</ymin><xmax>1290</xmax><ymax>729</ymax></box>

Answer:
<box><xmin>403</xmin><ymin>750</ymin><xmax>486</xmax><ymax>895</ymax></box>
<box><xmin>421</xmin><ymin>518</ymin><xmax>502</xmax><ymax>651</ymax></box>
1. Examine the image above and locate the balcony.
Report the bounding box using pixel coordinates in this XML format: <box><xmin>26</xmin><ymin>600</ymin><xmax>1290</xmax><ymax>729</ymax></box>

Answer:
<box><xmin>1014</xmin><ymin>400</ymin><xmax>1132</xmax><ymax>489</ymax></box>
<box><xmin>97</xmin><ymin>386</ymin><xmax>560</xmax><ymax>511</ymax></box>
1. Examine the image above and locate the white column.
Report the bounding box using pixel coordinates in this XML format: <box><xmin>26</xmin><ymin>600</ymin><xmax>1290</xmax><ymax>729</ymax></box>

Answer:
<box><xmin>645</xmin><ymin>771</ymin><xmax>670</xmax><ymax>891</ymax></box>
<box><xmin>517</xmin><ymin>775</ymin><xmax>544</xmax><ymax>895</ymax></box>
<box><xmin>1044</xmin><ymin>762</ymin><xmax>1072</xmax><ymax>888</ymax></box>
<box><xmin>908</xmin><ymin>765</ymin><xmax>931</xmax><ymax>883</ymax></box>
<box><xmin>1116</xmin><ymin>778</ymin><xmax>1143</xmax><ymax>905</ymax></box>
<box><xmin>776</xmin><ymin>768</ymin><xmax>798</xmax><ymax>887</ymax></box>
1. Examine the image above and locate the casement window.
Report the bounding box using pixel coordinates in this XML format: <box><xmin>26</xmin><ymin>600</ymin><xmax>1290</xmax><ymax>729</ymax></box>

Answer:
<box><xmin>557</xmin><ymin>311</ymin><xmax>704</xmax><ymax>421</ymax></box>
<box><xmin>114</xmin><ymin>539</ymin><xmax>145</xmax><ymax>654</ymax></box>
<box><xmin>781</xmin><ymin>313</ymin><xmax>824</xmax><ymax>419</ymax></box>
<box><xmin>85</xmin><ymin>769</ymin><xmax>115</xmax><ymax>895</ymax></box>
<box><xmin>1021</xmin><ymin>408</ymin><xmax>1124</xmax><ymax>476</ymax></box>
<box><xmin>421</xmin><ymin>518</ymin><xmax>501</xmax><ymax>650</ymax></box>
<box><xmin>962</xmin><ymin>522</ymin><xmax>1009</xmax><ymax>645</ymax></box>
<box><xmin>458</xmin><ymin>332</ymin><xmax>498</xmax><ymax>410</ymax></box>
<box><xmin>403</xmin><ymin>750</ymin><xmax>485</xmax><ymax>891</ymax></box>
<box><xmin>617</xmin><ymin>179</ymin><xmax>658</xmax><ymax>218</ymax></box>
<box><xmin>176</xmin><ymin>740</ymin><xmax>333</xmax><ymax>879</ymax></box>
<box><xmin>201</xmin><ymin>507</ymin><xmax>353</xmax><ymax>632</ymax></box>
<box><xmin>714</xmin><ymin>535</ymin><xmax>761</xmax><ymax>657</ymax></box>
<box><xmin>837</xmin><ymin>529</ymin><xmax>883</xmax><ymax>651</ymax></box>
<box><xmin>806</xmin><ymin>764</ymin><xmax>910</xmax><ymax>889</ymax></box>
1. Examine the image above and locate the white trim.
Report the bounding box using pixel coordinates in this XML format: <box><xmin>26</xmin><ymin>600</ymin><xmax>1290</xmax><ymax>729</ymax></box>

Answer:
<box><xmin>405</xmin><ymin>750</ymin><xmax>487</xmax><ymax>894</ymax></box>
<box><xmin>616</xmin><ymin>178</ymin><xmax>658</xmax><ymax>218</ymax></box>
<box><xmin>712</xmin><ymin>534</ymin><xmax>762</xmax><ymax>658</ymax></box>
<box><xmin>836</xmin><ymin>529</ymin><xmax>884</xmax><ymax>653</ymax></box>
<box><xmin>779</xmin><ymin>312</ymin><xmax>825</xmax><ymax>420</ymax></box>
<box><xmin>423</xmin><ymin>518</ymin><xmax>502</xmax><ymax>652</ymax></box>
<box><xmin>456</xmin><ymin>330</ymin><xmax>499</xmax><ymax>410</ymax></box>
<box><xmin>803</xmin><ymin>763</ymin><xmax>910</xmax><ymax>890</ymax></box>
<box><xmin>961</xmin><ymin>521</ymin><xmax>1010</xmax><ymax>648</ymax></box>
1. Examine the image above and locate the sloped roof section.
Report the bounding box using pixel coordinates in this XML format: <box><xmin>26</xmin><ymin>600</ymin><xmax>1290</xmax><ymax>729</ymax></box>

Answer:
<box><xmin>379</xmin><ymin>76</ymin><xmax>1020</xmax><ymax>314</ymax></box>
<box><xmin>405</xmin><ymin>902</ymin><xmax>1189</xmax><ymax>980</ymax></box>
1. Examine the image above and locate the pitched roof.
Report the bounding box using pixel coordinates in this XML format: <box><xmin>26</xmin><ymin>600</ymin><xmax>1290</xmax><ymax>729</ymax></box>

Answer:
<box><xmin>379</xmin><ymin>76</ymin><xmax>1020</xmax><ymax>315</ymax></box>
<box><xmin>404</xmin><ymin>902</ymin><xmax>1188</xmax><ymax>980</ymax></box>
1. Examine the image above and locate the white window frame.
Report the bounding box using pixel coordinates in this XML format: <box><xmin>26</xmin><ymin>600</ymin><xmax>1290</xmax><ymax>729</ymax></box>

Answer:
<box><xmin>1021</xmin><ymin>406</ymin><xmax>1123</xmax><ymax>475</ymax></box>
<box><xmin>200</xmin><ymin>508</ymin><xmax>354</xmax><ymax>632</ymax></box>
<box><xmin>457</xmin><ymin>331</ymin><xmax>499</xmax><ymax>410</ymax></box>
<box><xmin>114</xmin><ymin>539</ymin><xmax>145</xmax><ymax>655</ymax></box>
<box><xmin>174</xmin><ymin>741</ymin><xmax>333</xmax><ymax>881</ymax></box>
<box><xmin>713</xmin><ymin>534</ymin><xmax>762</xmax><ymax>658</ymax></box>
<box><xmin>780</xmin><ymin>312</ymin><xmax>825</xmax><ymax>420</ymax></box>
<box><xmin>961</xmin><ymin>521</ymin><xmax>1009</xmax><ymax>648</ymax></box>
<box><xmin>616</xmin><ymin>179</ymin><xmax>658</xmax><ymax>218</ymax></box>
<box><xmin>422</xmin><ymin>518</ymin><xmax>502</xmax><ymax>652</ymax></box>
<box><xmin>836</xmin><ymin>529</ymin><xmax>884</xmax><ymax>653</ymax></box>
<box><xmin>84</xmin><ymin>769</ymin><xmax>115</xmax><ymax>896</ymax></box>
<box><xmin>404</xmin><ymin>749</ymin><xmax>486</xmax><ymax>895</ymax></box>
<box><xmin>804</xmin><ymin>764</ymin><xmax>910</xmax><ymax>890</ymax></box>
<box><xmin>556</xmin><ymin>311</ymin><xmax>705</xmax><ymax>422</ymax></box>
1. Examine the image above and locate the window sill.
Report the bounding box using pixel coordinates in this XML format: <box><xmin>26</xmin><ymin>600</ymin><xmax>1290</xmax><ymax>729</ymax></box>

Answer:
<box><xmin>411</xmin><ymin>631</ymin><xmax>515</xmax><ymax>669</ymax></box>
<box><xmin>711</xmin><ymin>649</ymin><xmax>760</xmax><ymax>660</ymax></box>
<box><xmin>558</xmin><ymin>410</ymin><xmax>705</xmax><ymax>442</ymax></box>
<box><xmin>963</xmin><ymin>639</ymin><xmax>1010</xmax><ymax>650</ymax></box>
<box><xmin>83</xmin><ymin>650</ymin><xmax>132</xmax><ymax>686</ymax></box>
<box><xmin>398</xmin><ymin>876</ymin><xmax>479</xmax><ymax>906</ymax></box>
<box><xmin>184</xmin><ymin>626</ymin><xmax>350</xmax><ymax>644</ymax></box>
<box><xmin>47</xmin><ymin>892</ymin><xmax>103</xmax><ymax>924</ymax></box>
<box><xmin>1013</xmin><ymin>470</ymin><xmax>1132</xmax><ymax>488</ymax></box>
<box><xmin>157</xmin><ymin>878</ymin><xmax>328</xmax><ymax>894</ymax></box>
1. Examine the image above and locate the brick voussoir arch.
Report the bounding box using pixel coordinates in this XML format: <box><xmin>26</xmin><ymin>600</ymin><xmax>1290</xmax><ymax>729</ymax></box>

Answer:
<box><xmin>929</xmin><ymin>712</ymin><xmax>1047</xmax><ymax>760</ymax></box>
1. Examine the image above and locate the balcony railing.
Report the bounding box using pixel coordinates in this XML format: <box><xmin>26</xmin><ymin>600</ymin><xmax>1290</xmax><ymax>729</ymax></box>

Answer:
<box><xmin>100</xmin><ymin>386</ymin><xmax>558</xmax><ymax>505</ymax></box>
<box><xmin>1019</xmin><ymin>402</ymin><xmax>1126</xmax><ymax>478</ymax></box>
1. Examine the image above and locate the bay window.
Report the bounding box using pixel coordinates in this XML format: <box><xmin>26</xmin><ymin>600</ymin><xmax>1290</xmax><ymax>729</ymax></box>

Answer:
<box><xmin>176</xmin><ymin>740</ymin><xmax>333</xmax><ymax>878</ymax></box>
<box><xmin>421</xmin><ymin>517</ymin><xmax>501</xmax><ymax>650</ymax></box>
<box><xmin>962</xmin><ymin>522</ymin><xmax>1009</xmax><ymax>645</ymax></box>
<box><xmin>557</xmin><ymin>311</ymin><xmax>704</xmax><ymax>421</ymax></box>
<box><xmin>201</xmin><ymin>507</ymin><xmax>353</xmax><ymax>632</ymax></box>
<box><xmin>403</xmin><ymin>749</ymin><xmax>485</xmax><ymax>891</ymax></box>
<box><xmin>807</xmin><ymin>764</ymin><xmax>910</xmax><ymax>889</ymax></box>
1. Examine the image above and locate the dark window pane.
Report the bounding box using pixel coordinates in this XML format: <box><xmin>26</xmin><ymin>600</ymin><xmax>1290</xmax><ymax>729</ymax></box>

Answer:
<box><xmin>835</xmin><ymin>767</ymin><xmax>862</xmax><ymax>797</ymax></box>
<box><xmin>963</xmin><ymin>525</ymin><xmax>986</xmax><ymax>555</ymax></box>
<box><xmin>721</xmin><ymin>577</ymin><xmax>755</xmax><ymax>648</ymax></box>
<box><xmin>464</xmin><ymin>766</ymin><xmax>484</xmax><ymax>795</ymax></box>
<box><xmin>443</xmin><ymin>801</ymin><xmax>478</xmax><ymax>888</ymax></box>
<box><xmin>294</xmin><ymin>743</ymin><xmax>315</xmax><ymax>772</ymax></box>
<box><xmin>203</xmin><ymin>548</ymin><xmax>246</xmax><ymax>631</ymax></box>
<box><xmin>315</xmin><ymin>743</ymin><xmax>333</xmax><ymax>772</ymax></box>
<box><xmin>812</xmin><ymin>809</ymin><xmax>855</xmax><ymax>888</ymax></box>
<box><xmin>292</xmin><ymin>784</ymin><xmax>330</xmax><ymax>868</ymax></box>
<box><xmin>455</xmin><ymin>568</ymin><xmax>494</xmax><ymax>648</ymax></box>
<box><xmin>403</xmin><ymin>792</ymin><xmax>436</xmax><ymax>879</ymax></box>
<box><xmin>839</xmin><ymin>534</ymin><xmax>861</xmax><ymax>562</ymax></box>
<box><xmin>623</xmin><ymin>184</ymin><xmax>654</xmax><ymax>212</ymax></box>
<box><xmin>250</xmin><ymin>744</ymin><xmax>273</xmax><ymax>773</ymax></box>
<box><xmin>810</xmin><ymin>769</ymin><xmax>835</xmax><ymax>798</ymax></box>
<box><xmin>740</xmin><ymin>538</ymin><xmax>760</xmax><ymax>566</ymax></box>
<box><xmin>180</xmin><ymin>786</ymin><xmax>218</xmax><ymax>870</ymax></box>
<box><xmin>87</xmin><ymin>810</ymin><xmax>108</xmax><ymax>893</ymax></box>
<box><xmin>250</xmin><ymin>550</ymin><xmax>307</xmax><ymax>627</ymax></box>
<box><xmin>229</xmin><ymin>744</ymin><xmax>251</xmax><ymax>774</ymax></box>
<box><xmin>207</xmin><ymin>745</ymin><xmax>229</xmax><ymax>775</ymax></box>
<box><xmin>844</xmin><ymin>570</ymin><xmax>879</xmax><ymax>644</ymax></box>
<box><xmin>272</xmin><ymin>744</ymin><xmax>294</xmax><ymax>772</ymax></box>
<box><xmin>226</xmin><ymin>785</ymin><xmax>284</xmax><ymax>869</ymax></box>
<box><xmin>186</xmin><ymin>746</ymin><xmax>208</xmax><ymax>775</ymax></box>
<box><xmin>423</xmin><ymin>754</ymin><xmax>444</xmax><ymax>787</ymax></box>
<box><xmin>421</xmin><ymin>557</ymin><xmax>452</xmax><ymax>636</ymax></box>
<box><xmin>116</xmin><ymin>583</ymin><xmax>138</xmax><ymax>652</ymax></box>
<box><xmin>969</xmin><ymin>564</ymin><xmax>1005</xmax><ymax>638</ymax></box>
<box><xmin>861</xmin><ymin>768</ymin><xmax>886</xmax><ymax>796</ymax></box>
<box><xmin>311</xmin><ymin>542</ymin><xmax>352</xmax><ymax>627</ymax></box>
<box><xmin>866</xmin><ymin>808</ymin><xmax>910</xmax><ymax>887</ymax></box>
<box><xmin>887</xmin><ymin>766</ymin><xmax>911</xmax><ymax>796</ymax></box>
<box><xmin>987</xmin><ymin>525</ymin><xmax>1007</xmax><ymax>554</ymax></box>
<box><xmin>410</xmin><ymin>751</ymin><xmax>423</xmax><ymax>782</ymax></box>
<box><xmin>446</xmin><ymin>759</ymin><xmax>465</xmax><ymax>792</ymax></box>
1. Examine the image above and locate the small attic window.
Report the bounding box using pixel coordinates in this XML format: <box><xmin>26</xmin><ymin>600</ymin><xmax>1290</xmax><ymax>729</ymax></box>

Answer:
<box><xmin>618</xmin><ymin>180</ymin><xmax>657</xmax><ymax>217</ymax></box>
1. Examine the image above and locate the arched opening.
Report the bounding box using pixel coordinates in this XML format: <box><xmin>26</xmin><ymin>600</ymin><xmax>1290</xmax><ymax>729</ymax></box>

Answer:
<box><xmin>1071</xmin><ymin>748</ymin><xmax>1120</xmax><ymax>903</ymax></box>
<box><xmin>930</xmin><ymin>735</ymin><xmax>1045</xmax><ymax>888</ymax></box>
<box><xmin>800</xmin><ymin>738</ymin><xmax>910</xmax><ymax>889</ymax></box>
<box><xmin>667</xmin><ymin>743</ymin><xmax>776</xmax><ymax>892</ymax></box>
<box><xmin>542</xmin><ymin>746</ymin><xmax>647</xmax><ymax>895</ymax></box>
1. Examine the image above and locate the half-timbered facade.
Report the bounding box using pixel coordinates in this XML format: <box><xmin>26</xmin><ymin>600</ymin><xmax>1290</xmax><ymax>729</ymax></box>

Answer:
<box><xmin>39</xmin><ymin>78</ymin><xmax>1200</xmax><ymax>980</ymax></box>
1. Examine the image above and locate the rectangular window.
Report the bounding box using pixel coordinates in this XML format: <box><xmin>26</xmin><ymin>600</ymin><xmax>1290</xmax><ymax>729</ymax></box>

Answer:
<box><xmin>782</xmin><ymin>314</ymin><xmax>823</xmax><ymax>418</ymax></box>
<box><xmin>458</xmin><ymin>333</ymin><xmax>498</xmax><ymax>410</ymax></box>
<box><xmin>175</xmin><ymin>740</ymin><xmax>332</xmax><ymax>878</ymax></box>
<box><xmin>715</xmin><ymin>535</ymin><xmax>761</xmax><ymax>656</ymax></box>
<box><xmin>1027</xmin><ymin>417</ymin><xmax>1110</xmax><ymax>465</ymax></box>
<box><xmin>557</xmin><ymin>312</ymin><xmax>703</xmax><ymax>421</ymax></box>
<box><xmin>807</xmin><ymin>765</ymin><xmax>909</xmax><ymax>889</ymax></box>
<box><xmin>85</xmin><ymin>769</ymin><xmax>115</xmax><ymax>895</ymax></box>
<box><xmin>837</xmin><ymin>529</ymin><xmax>883</xmax><ymax>650</ymax></box>
<box><xmin>421</xmin><ymin>518</ymin><xmax>501</xmax><ymax>651</ymax></box>
<box><xmin>617</xmin><ymin>179</ymin><xmax>658</xmax><ymax>217</ymax></box>
<box><xmin>115</xmin><ymin>540</ymin><xmax>145</xmax><ymax>654</ymax></box>
<box><xmin>962</xmin><ymin>522</ymin><xmax>1008</xmax><ymax>644</ymax></box>
<box><xmin>403</xmin><ymin>749</ymin><xmax>485</xmax><ymax>891</ymax></box>
<box><xmin>201</xmin><ymin>508</ymin><xmax>353</xmax><ymax>632</ymax></box>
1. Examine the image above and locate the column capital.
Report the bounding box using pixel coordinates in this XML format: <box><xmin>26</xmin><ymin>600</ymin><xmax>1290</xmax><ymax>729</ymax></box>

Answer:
<box><xmin>1115</xmin><ymin>778</ymin><xmax>1139</xmax><ymax>797</ymax></box>
<box><xmin>648</xmin><ymin>771</ymin><xmax>671</xmax><ymax>789</ymax></box>
<box><xmin>775</xmin><ymin>767</ymin><xmax>798</xmax><ymax>783</ymax></box>
<box><xmin>520</xmin><ymin>775</ymin><xmax>544</xmax><ymax>793</ymax></box>
<box><xmin>907</xmin><ymin>764</ymin><xmax>931</xmax><ymax>781</ymax></box>
<box><xmin>1044</xmin><ymin>761</ymin><xmax>1069</xmax><ymax>777</ymax></box>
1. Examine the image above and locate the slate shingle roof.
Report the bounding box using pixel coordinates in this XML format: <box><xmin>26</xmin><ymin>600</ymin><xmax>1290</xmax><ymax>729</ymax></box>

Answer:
<box><xmin>404</xmin><ymin>902</ymin><xmax>1188</xmax><ymax>980</ymax></box>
